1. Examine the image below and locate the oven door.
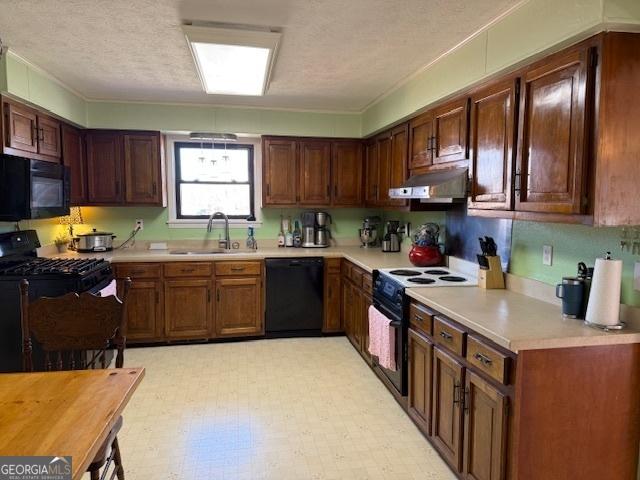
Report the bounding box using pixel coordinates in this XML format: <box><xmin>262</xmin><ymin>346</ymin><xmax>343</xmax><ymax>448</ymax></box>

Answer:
<box><xmin>371</xmin><ymin>299</ymin><xmax>407</xmax><ymax>397</ymax></box>
<box><xmin>29</xmin><ymin>160</ymin><xmax>70</xmax><ymax>219</ymax></box>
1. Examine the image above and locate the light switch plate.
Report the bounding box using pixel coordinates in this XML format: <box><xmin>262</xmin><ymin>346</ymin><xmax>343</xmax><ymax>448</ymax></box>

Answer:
<box><xmin>543</xmin><ymin>245</ymin><xmax>553</xmax><ymax>266</ymax></box>
<box><xmin>635</xmin><ymin>262</ymin><xmax>640</xmax><ymax>291</ymax></box>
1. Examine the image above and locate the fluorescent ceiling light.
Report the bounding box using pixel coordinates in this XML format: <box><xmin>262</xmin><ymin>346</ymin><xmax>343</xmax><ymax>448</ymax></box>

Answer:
<box><xmin>183</xmin><ymin>24</ymin><xmax>281</xmax><ymax>96</ymax></box>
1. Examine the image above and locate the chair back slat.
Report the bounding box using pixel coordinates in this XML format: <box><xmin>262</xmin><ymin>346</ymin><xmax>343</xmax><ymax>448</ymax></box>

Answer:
<box><xmin>20</xmin><ymin>279</ymin><xmax>131</xmax><ymax>372</ymax></box>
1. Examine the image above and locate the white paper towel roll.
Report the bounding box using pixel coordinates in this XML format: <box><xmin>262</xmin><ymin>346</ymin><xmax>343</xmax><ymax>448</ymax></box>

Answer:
<box><xmin>585</xmin><ymin>257</ymin><xmax>622</xmax><ymax>326</ymax></box>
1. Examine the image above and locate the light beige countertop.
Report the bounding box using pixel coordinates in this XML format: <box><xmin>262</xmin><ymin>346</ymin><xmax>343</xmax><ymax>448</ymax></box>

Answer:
<box><xmin>405</xmin><ymin>286</ymin><xmax>640</xmax><ymax>353</ymax></box>
<box><xmin>50</xmin><ymin>245</ymin><xmax>415</xmax><ymax>273</ymax></box>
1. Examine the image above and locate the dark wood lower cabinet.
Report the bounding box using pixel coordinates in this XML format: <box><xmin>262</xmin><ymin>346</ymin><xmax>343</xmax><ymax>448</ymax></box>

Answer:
<box><xmin>432</xmin><ymin>346</ymin><xmax>465</xmax><ymax>472</ymax></box>
<box><xmin>215</xmin><ymin>277</ymin><xmax>263</xmax><ymax>337</ymax></box>
<box><xmin>323</xmin><ymin>271</ymin><xmax>342</xmax><ymax>332</ymax></box>
<box><xmin>361</xmin><ymin>291</ymin><xmax>372</xmax><ymax>365</ymax></box>
<box><xmin>408</xmin><ymin>328</ymin><xmax>433</xmax><ymax>434</ymax></box>
<box><xmin>463</xmin><ymin>371</ymin><xmax>507</xmax><ymax>480</ymax></box>
<box><xmin>121</xmin><ymin>279</ymin><xmax>162</xmax><ymax>342</ymax></box>
<box><xmin>164</xmin><ymin>279</ymin><xmax>212</xmax><ymax>339</ymax></box>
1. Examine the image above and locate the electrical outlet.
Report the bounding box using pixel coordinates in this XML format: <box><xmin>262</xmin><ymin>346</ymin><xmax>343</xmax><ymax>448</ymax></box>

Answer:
<box><xmin>542</xmin><ymin>245</ymin><xmax>553</xmax><ymax>266</ymax></box>
<box><xmin>135</xmin><ymin>219</ymin><xmax>144</xmax><ymax>231</ymax></box>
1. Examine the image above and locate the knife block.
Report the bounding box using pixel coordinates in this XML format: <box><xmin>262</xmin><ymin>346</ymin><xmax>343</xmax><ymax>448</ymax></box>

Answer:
<box><xmin>478</xmin><ymin>256</ymin><xmax>505</xmax><ymax>289</ymax></box>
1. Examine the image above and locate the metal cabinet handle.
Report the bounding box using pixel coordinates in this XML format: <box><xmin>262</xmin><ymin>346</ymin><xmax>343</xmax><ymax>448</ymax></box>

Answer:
<box><xmin>152</xmin><ymin>182</ymin><xmax>157</xmax><ymax>195</ymax></box>
<box><xmin>414</xmin><ymin>314</ymin><xmax>423</xmax><ymax>323</ymax></box>
<box><xmin>439</xmin><ymin>331</ymin><xmax>453</xmax><ymax>341</ymax></box>
<box><xmin>453</xmin><ymin>381</ymin><xmax>462</xmax><ymax>405</ymax></box>
<box><xmin>216</xmin><ymin>289</ymin><xmax>220</xmax><ymax>302</ymax></box>
<box><xmin>181</xmin><ymin>268</ymin><xmax>195</xmax><ymax>273</ymax></box>
<box><xmin>474</xmin><ymin>352</ymin><xmax>493</xmax><ymax>366</ymax></box>
<box><xmin>131</xmin><ymin>270</ymin><xmax>145</xmax><ymax>275</ymax></box>
<box><xmin>266</xmin><ymin>184</ymin><xmax>271</xmax><ymax>196</ymax></box>
<box><xmin>230</xmin><ymin>266</ymin><xmax>245</xmax><ymax>272</ymax></box>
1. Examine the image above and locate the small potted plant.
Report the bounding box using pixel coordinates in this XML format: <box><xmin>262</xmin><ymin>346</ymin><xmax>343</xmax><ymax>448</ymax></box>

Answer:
<box><xmin>54</xmin><ymin>233</ymin><xmax>70</xmax><ymax>253</ymax></box>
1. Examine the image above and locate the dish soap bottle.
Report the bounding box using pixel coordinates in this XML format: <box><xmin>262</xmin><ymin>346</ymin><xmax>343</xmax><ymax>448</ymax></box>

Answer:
<box><xmin>277</xmin><ymin>215</ymin><xmax>286</xmax><ymax>247</ymax></box>
<box><xmin>285</xmin><ymin>215</ymin><xmax>294</xmax><ymax>247</ymax></box>
<box><xmin>246</xmin><ymin>227</ymin><xmax>257</xmax><ymax>250</ymax></box>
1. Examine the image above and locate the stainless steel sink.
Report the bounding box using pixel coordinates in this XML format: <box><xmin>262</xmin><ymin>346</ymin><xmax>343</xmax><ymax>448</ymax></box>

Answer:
<box><xmin>169</xmin><ymin>249</ymin><xmax>227</xmax><ymax>255</ymax></box>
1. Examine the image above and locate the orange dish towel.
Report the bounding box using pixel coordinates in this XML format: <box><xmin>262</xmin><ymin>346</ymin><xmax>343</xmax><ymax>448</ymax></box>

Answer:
<box><xmin>368</xmin><ymin>305</ymin><xmax>397</xmax><ymax>371</ymax></box>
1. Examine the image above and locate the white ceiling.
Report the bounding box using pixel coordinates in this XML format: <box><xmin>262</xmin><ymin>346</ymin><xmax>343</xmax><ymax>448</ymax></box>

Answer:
<box><xmin>0</xmin><ymin>0</ymin><xmax>519</xmax><ymax>112</ymax></box>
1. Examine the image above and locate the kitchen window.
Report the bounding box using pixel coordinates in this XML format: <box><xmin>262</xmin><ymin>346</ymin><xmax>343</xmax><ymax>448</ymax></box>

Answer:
<box><xmin>173</xmin><ymin>141</ymin><xmax>256</xmax><ymax>220</ymax></box>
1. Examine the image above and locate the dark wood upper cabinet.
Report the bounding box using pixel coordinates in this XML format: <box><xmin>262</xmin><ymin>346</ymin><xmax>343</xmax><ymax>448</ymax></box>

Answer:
<box><xmin>331</xmin><ymin>141</ymin><xmax>362</xmax><ymax>206</ymax></box>
<box><xmin>37</xmin><ymin>115</ymin><xmax>62</xmax><ymax>159</ymax></box>
<box><xmin>298</xmin><ymin>140</ymin><xmax>331</xmax><ymax>205</ymax></box>
<box><xmin>409</xmin><ymin>111</ymin><xmax>434</xmax><ymax>170</ymax></box>
<box><xmin>408</xmin><ymin>328</ymin><xmax>433</xmax><ymax>435</ymax></box>
<box><xmin>61</xmin><ymin>124</ymin><xmax>87</xmax><ymax>205</ymax></box>
<box><xmin>389</xmin><ymin>124</ymin><xmax>409</xmax><ymax>207</ymax></box>
<box><xmin>462</xmin><ymin>370</ymin><xmax>508</xmax><ymax>480</ymax></box>
<box><xmin>86</xmin><ymin>131</ymin><xmax>123</xmax><ymax>204</ymax></box>
<box><xmin>432</xmin><ymin>346</ymin><xmax>464</xmax><ymax>473</ymax></box>
<box><xmin>433</xmin><ymin>97</ymin><xmax>470</xmax><ymax>165</ymax></box>
<box><xmin>515</xmin><ymin>46</ymin><xmax>592</xmax><ymax>215</ymax></box>
<box><xmin>4</xmin><ymin>101</ymin><xmax>38</xmax><ymax>155</ymax></box>
<box><xmin>215</xmin><ymin>277</ymin><xmax>263</xmax><ymax>338</ymax></box>
<box><xmin>123</xmin><ymin>133</ymin><xmax>162</xmax><ymax>205</ymax></box>
<box><xmin>376</xmin><ymin>133</ymin><xmax>393</xmax><ymax>205</ymax></box>
<box><xmin>468</xmin><ymin>79</ymin><xmax>518</xmax><ymax>211</ymax></box>
<box><xmin>262</xmin><ymin>138</ymin><xmax>298</xmax><ymax>206</ymax></box>
<box><xmin>364</xmin><ymin>139</ymin><xmax>379</xmax><ymax>206</ymax></box>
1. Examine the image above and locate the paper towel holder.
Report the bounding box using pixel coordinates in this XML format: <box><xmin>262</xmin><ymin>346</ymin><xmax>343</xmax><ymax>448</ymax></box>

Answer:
<box><xmin>584</xmin><ymin>251</ymin><xmax>626</xmax><ymax>331</ymax></box>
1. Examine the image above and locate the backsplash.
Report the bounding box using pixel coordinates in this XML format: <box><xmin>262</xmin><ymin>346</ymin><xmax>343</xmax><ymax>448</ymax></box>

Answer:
<box><xmin>4</xmin><ymin>208</ymin><xmax>639</xmax><ymax>307</ymax></box>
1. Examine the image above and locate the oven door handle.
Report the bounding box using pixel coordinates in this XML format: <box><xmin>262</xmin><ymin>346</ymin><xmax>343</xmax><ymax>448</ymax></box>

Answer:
<box><xmin>372</xmin><ymin>301</ymin><xmax>403</xmax><ymax>323</ymax></box>
<box><xmin>388</xmin><ymin>320</ymin><xmax>402</xmax><ymax>328</ymax></box>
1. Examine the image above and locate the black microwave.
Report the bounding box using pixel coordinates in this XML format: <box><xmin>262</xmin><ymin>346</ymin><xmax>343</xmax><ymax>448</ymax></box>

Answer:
<box><xmin>0</xmin><ymin>155</ymin><xmax>71</xmax><ymax>221</ymax></box>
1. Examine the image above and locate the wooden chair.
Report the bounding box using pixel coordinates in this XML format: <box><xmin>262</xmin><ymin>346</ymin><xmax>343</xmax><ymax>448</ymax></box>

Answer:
<box><xmin>20</xmin><ymin>278</ymin><xmax>132</xmax><ymax>480</ymax></box>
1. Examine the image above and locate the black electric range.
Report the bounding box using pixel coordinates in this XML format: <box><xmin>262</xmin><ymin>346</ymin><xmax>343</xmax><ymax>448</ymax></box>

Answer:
<box><xmin>0</xmin><ymin>230</ymin><xmax>114</xmax><ymax>372</ymax></box>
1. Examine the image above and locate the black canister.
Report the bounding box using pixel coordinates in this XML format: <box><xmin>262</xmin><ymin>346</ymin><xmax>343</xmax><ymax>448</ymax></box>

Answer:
<box><xmin>555</xmin><ymin>277</ymin><xmax>586</xmax><ymax>319</ymax></box>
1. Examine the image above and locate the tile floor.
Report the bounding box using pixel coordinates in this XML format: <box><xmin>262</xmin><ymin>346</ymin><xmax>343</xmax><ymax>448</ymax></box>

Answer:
<box><xmin>91</xmin><ymin>337</ymin><xmax>455</xmax><ymax>480</ymax></box>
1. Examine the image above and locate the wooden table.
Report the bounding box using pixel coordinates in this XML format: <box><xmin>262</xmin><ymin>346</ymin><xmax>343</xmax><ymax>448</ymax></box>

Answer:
<box><xmin>0</xmin><ymin>368</ymin><xmax>145</xmax><ymax>480</ymax></box>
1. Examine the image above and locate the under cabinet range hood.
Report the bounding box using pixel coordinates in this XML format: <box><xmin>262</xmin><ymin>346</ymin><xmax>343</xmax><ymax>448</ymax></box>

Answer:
<box><xmin>389</xmin><ymin>167</ymin><xmax>468</xmax><ymax>202</ymax></box>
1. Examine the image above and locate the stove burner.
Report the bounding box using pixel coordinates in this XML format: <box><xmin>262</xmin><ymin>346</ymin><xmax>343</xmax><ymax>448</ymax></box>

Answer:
<box><xmin>0</xmin><ymin>258</ymin><xmax>106</xmax><ymax>276</ymax></box>
<box><xmin>388</xmin><ymin>269</ymin><xmax>422</xmax><ymax>276</ymax></box>
<box><xmin>439</xmin><ymin>275</ymin><xmax>467</xmax><ymax>282</ymax></box>
<box><xmin>407</xmin><ymin>277</ymin><xmax>436</xmax><ymax>284</ymax></box>
<box><xmin>424</xmin><ymin>269</ymin><xmax>449</xmax><ymax>275</ymax></box>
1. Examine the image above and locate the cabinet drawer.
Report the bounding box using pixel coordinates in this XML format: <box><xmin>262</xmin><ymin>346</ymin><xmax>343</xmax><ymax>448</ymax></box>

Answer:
<box><xmin>325</xmin><ymin>257</ymin><xmax>341</xmax><ymax>273</ymax></box>
<box><xmin>362</xmin><ymin>273</ymin><xmax>373</xmax><ymax>294</ymax></box>
<box><xmin>164</xmin><ymin>262</ymin><xmax>213</xmax><ymax>278</ymax></box>
<box><xmin>409</xmin><ymin>302</ymin><xmax>434</xmax><ymax>337</ymax></box>
<box><xmin>215</xmin><ymin>261</ymin><xmax>262</xmax><ymax>276</ymax></box>
<box><xmin>466</xmin><ymin>335</ymin><xmax>510</xmax><ymax>385</ymax></box>
<box><xmin>115</xmin><ymin>263</ymin><xmax>161</xmax><ymax>279</ymax></box>
<box><xmin>434</xmin><ymin>316</ymin><xmax>466</xmax><ymax>357</ymax></box>
<box><xmin>341</xmin><ymin>261</ymin><xmax>352</xmax><ymax>278</ymax></box>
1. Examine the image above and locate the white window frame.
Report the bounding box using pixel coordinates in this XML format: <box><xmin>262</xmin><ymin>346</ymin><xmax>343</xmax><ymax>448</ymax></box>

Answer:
<box><xmin>165</xmin><ymin>134</ymin><xmax>263</xmax><ymax>228</ymax></box>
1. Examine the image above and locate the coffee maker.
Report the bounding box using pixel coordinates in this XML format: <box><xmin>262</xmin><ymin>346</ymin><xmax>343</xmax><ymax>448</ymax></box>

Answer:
<box><xmin>382</xmin><ymin>221</ymin><xmax>401</xmax><ymax>252</ymax></box>
<box><xmin>301</xmin><ymin>211</ymin><xmax>332</xmax><ymax>248</ymax></box>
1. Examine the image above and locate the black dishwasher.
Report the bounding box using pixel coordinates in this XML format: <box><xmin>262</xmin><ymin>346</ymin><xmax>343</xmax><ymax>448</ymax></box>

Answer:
<box><xmin>265</xmin><ymin>257</ymin><xmax>324</xmax><ymax>337</ymax></box>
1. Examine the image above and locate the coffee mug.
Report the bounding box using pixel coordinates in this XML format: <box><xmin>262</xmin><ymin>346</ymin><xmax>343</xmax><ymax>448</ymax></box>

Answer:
<box><xmin>556</xmin><ymin>277</ymin><xmax>585</xmax><ymax>318</ymax></box>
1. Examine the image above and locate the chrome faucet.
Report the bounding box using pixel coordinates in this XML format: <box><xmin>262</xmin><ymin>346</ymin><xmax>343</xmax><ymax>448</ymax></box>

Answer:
<box><xmin>207</xmin><ymin>211</ymin><xmax>230</xmax><ymax>250</ymax></box>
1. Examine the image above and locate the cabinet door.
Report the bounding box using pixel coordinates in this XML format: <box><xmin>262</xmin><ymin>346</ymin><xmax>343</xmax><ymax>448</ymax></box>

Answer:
<box><xmin>164</xmin><ymin>279</ymin><xmax>212</xmax><ymax>339</ymax></box>
<box><xmin>215</xmin><ymin>277</ymin><xmax>263</xmax><ymax>337</ymax></box>
<box><xmin>409</xmin><ymin>111</ymin><xmax>434</xmax><ymax>170</ymax></box>
<box><xmin>119</xmin><ymin>279</ymin><xmax>162</xmax><ymax>342</ymax></box>
<box><xmin>434</xmin><ymin>97</ymin><xmax>470</xmax><ymax>165</ymax></box>
<box><xmin>263</xmin><ymin>138</ymin><xmax>297</xmax><ymax>205</ymax></box>
<box><xmin>468</xmin><ymin>79</ymin><xmax>517</xmax><ymax>210</ymax></box>
<box><xmin>123</xmin><ymin>133</ymin><xmax>162</xmax><ymax>205</ymax></box>
<box><xmin>376</xmin><ymin>134</ymin><xmax>392</xmax><ymax>205</ymax></box>
<box><xmin>515</xmin><ymin>48</ymin><xmax>591</xmax><ymax>214</ymax></box>
<box><xmin>331</xmin><ymin>141</ymin><xmax>363</xmax><ymax>206</ymax></box>
<box><xmin>61</xmin><ymin>124</ymin><xmax>87</xmax><ymax>205</ymax></box>
<box><xmin>323</xmin><ymin>272</ymin><xmax>342</xmax><ymax>332</ymax></box>
<box><xmin>298</xmin><ymin>140</ymin><xmax>331</xmax><ymax>205</ymax></box>
<box><xmin>360</xmin><ymin>291</ymin><xmax>372</xmax><ymax>364</ymax></box>
<box><xmin>4</xmin><ymin>101</ymin><xmax>38</xmax><ymax>154</ymax></box>
<box><xmin>364</xmin><ymin>140</ymin><xmax>379</xmax><ymax>206</ymax></box>
<box><xmin>463</xmin><ymin>371</ymin><xmax>508</xmax><ymax>480</ymax></box>
<box><xmin>389</xmin><ymin>124</ymin><xmax>409</xmax><ymax>207</ymax></box>
<box><xmin>342</xmin><ymin>281</ymin><xmax>357</xmax><ymax>348</ymax></box>
<box><xmin>432</xmin><ymin>346</ymin><xmax>465</xmax><ymax>472</ymax></box>
<box><xmin>37</xmin><ymin>115</ymin><xmax>62</xmax><ymax>159</ymax></box>
<box><xmin>408</xmin><ymin>328</ymin><xmax>433</xmax><ymax>434</ymax></box>
<box><xmin>86</xmin><ymin>132</ymin><xmax>123</xmax><ymax>204</ymax></box>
